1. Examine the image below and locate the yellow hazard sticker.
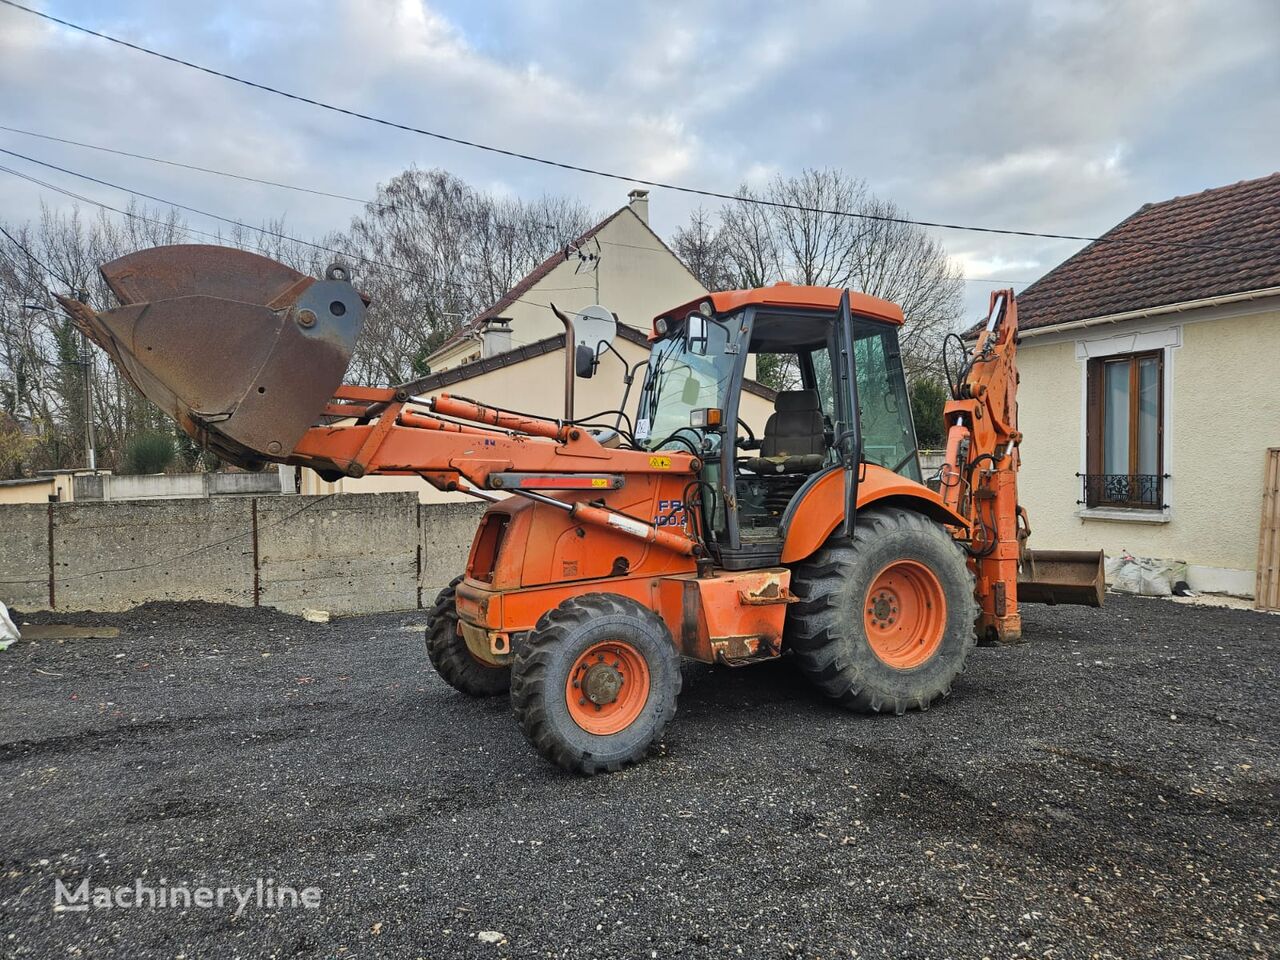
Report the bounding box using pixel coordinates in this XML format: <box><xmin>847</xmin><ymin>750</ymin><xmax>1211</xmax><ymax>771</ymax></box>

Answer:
<box><xmin>591</xmin><ymin>478</ymin><xmax>609</xmax><ymax>488</ymax></box>
<box><xmin>649</xmin><ymin>455</ymin><xmax>672</xmax><ymax>470</ymax></box>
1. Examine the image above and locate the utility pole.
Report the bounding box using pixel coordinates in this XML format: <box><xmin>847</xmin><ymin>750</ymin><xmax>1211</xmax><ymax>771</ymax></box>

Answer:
<box><xmin>77</xmin><ymin>289</ymin><xmax>96</xmax><ymax>472</ymax></box>
<box><xmin>22</xmin><ymin>295</ymin><xmax>96</xmax><ymax>471</ymax></box>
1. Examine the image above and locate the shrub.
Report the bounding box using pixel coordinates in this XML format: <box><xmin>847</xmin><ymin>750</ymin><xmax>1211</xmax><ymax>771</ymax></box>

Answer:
<box><xmin>909</xmin><ymin>377</ymin><xmax>949</xmax><ymax>450</ymax></box>
<box><xmin>123</xmin><ymin>431</ymin><xmax>176</xmax><ymax>475</ymax></box>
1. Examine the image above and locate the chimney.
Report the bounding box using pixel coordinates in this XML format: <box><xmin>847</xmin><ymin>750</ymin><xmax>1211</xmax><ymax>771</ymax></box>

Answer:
<box><xmin>627</xmin><ymin>189</ymin><xmax>650</xmax><ymax>225</ymax></box>
<box><xmin>481</xmin><ymin>317</ymin><xmax>512</xmax><ymax>358</ymax></box>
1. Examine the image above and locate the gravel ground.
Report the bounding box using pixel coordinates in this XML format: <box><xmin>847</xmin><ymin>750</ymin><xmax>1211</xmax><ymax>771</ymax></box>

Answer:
<box><xmin>1</xmin><ymin>594</ymin><xmax>1276</xmax><ymax>959</ymax></box>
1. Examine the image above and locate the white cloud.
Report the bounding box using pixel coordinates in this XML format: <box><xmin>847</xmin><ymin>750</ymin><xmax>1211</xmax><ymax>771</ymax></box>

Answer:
<box><xmin>0</xmin><ymin>0</ymin><xmax>1274</xmax><ymax>303</ymax></box>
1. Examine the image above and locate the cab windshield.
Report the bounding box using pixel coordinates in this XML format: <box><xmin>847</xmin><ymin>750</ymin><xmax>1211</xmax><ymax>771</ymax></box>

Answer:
<box><xmin>637</xmin><ymin>318</ymin><xmax>737</xmax><ymax>453</ymax></box>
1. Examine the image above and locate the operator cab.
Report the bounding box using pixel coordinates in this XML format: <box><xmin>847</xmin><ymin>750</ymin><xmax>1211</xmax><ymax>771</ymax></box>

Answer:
<box><xmin>637</xmin><ymin>284</ymin><xmax>922</xmax><ymax>570</ymax></box>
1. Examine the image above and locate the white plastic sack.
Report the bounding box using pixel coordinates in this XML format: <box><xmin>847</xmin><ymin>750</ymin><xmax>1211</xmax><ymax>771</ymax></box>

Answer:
<box><xmin>0</xmin><ymin>601</ymin><xmax>19</xmax><ymax>650</ymax></box>
<box><xmin>1105</xmin><ymin>553</ymin><xmax>1188</xmax><ymax>597</ymax></box>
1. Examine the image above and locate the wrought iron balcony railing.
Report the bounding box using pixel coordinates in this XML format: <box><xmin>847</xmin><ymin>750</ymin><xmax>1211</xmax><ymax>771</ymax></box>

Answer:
<box><xmin>1076</xmin><ymin>473</ymin><xmax>1168</xmax><ymax>510</ymax></box>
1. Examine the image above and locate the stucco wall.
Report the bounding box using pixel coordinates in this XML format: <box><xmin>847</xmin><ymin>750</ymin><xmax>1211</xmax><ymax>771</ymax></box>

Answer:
<box><xmin>0</xmin><ymin>479</ymin><xmax>58</xmax><ymax>505</ymax></box>
<box><xmin>1017</xmin><ymin>298</ymin><xmax>1280</xmax><ymax>594</ymax></box>
<box><xmin>0</xmin><ymin>474</ymin><xmax>76</xmax><ymax>504</ymax></box>
<box><xmin>430</xmin><ymin>206</ymin><xmax>707</xmax><ymax>372</ymax></box>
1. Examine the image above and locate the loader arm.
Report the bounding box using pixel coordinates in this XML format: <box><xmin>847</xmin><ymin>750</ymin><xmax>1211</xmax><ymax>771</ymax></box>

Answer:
<box><xmin>58</xmin><ymin>245</ymin><xmax>704</xmax><ymax>562</ymax></box>
<box><xmin>940</xmin><ymin>291</ymin><xmax>1103</xmax><ymax>643</ymax></box>
<box><xmin>290</xmin><ymin>389</ymin><xmax>704</xmax><ymax>557</ymax></box>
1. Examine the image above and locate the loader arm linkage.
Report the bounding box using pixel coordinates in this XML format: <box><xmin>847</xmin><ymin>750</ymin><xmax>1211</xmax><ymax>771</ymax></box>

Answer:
<box><xmin>292</xmin><ymin>388</ymin><xmax>703</xmax><ymax>558</ymax></box>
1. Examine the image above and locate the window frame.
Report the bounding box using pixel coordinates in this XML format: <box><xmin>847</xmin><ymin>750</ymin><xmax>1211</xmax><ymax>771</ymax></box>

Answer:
<box><xmin>1085</xmin><ymin>350</ymin><xmax>1165</xmax><ymax>509</ymax></box>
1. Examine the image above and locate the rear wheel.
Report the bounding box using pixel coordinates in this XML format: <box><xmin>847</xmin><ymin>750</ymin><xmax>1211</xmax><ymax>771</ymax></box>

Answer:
<box><xmin>786</xmin><ymin>507</ymin><xmax>977</xmax><ymax>714</ymax></box>
<box><xmin>424</xmin><ymin>577</ymin><xmax>510</xmax><ymax>697</ymax></box>
<box><xmin>511</xmin><ymin>594</ymin><xmax>681</xmax><ymax>775</ymax></box>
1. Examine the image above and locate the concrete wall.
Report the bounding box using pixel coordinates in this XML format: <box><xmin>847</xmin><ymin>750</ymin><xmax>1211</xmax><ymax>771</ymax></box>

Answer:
<box><xmin>72</xmin><ymin>470</ymin><xmax>286</xmax><ymax>502</ymax></box>
<box><xmin>0</xmin><ymin>503</ymin><xmax>50</xmax><ymax>609</ymax></box>
<box><xmin>419</xmin><ymin>502</ymin><xmax>488</xmax><ymax>600</ymax></box>
<box><xmin>1017</xmin><ymin>296</ymin><xmax>1280</xmax><ymax>596</ymax></box>
<box><xmin>0</xmin><ymin>471</ymin><xmax>286</xmax><ymax>505</ymax></box>
<box><xmin>258</xmin><ymin>493</ymin><xmax>419</xmax><ymax>615</ymax></box>
<box><xmin>52</xmin><ymin>498</ymin><xmax>256</xmax><ymax>611</ymax></box>
<box><xmin>0</xmin><ymin>493</ymin><xmax>484</xmax><ymax>616</ymax></box>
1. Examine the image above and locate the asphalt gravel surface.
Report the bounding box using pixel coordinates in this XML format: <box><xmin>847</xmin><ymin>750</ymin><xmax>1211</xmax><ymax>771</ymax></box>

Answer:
<box><xmin>1</xmin><ymin>593</ymin><xmax>1276</xmax><ymax>959</ymax></box>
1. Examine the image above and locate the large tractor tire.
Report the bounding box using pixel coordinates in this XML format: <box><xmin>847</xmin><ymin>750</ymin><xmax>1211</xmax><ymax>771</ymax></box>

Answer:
<box><xmin>510</xmin><ymin>594</ymin><xmax>681</xmax><ymax>775</ymax></box>
<box><xmin>424</xmin><ymin>577</ymin><xmax>511</xmax><ymax>697</ymax></box>
<box><xmin>786</xmin><ymin>506</ymin><xmax>977</xmax><ymax>714</ymax></box>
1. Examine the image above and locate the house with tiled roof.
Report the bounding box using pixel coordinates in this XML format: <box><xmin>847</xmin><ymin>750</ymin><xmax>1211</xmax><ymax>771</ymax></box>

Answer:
<box><xmin>299</xmin><ymin>190</ymin><xmax>776</xmax><ymax>503</ymax></box>
<box><xmin>1013</xmin><ymin>172</ymin><xmax>1280</xmax><ymax>599</ymax></box>
<box><xmin>424</xmin><ymin>190</ymin><xmax>705</xmax><ymax>372</ymax></box>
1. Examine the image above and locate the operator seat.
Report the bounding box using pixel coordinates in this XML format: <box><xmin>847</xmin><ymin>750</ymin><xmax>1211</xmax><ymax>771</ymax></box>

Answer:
<box><xmin>742</xmin><ymin>389</ymin><xmax>827</xmax><ymax>474</ymax></box>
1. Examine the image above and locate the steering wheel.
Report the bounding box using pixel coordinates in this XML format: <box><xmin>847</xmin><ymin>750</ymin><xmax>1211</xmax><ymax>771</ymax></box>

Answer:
<box><xmin>651</xmin><ymin>426</ymin><xmax>703</xmax><ymax>457</ymax></box>
<box><xmin>736</xmin><ymin>418</ymin><xmax>759</xmax><ymax>450</ymax></box>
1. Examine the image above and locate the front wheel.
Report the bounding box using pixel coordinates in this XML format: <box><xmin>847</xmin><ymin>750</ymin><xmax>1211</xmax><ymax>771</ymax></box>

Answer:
<box><xmin>424</xmin><ymin>577</ymin><xmax>511</xmax><ymax>697</ymax></box>
<box><xmin>510</xmin><ymin>594</ymin><xmax>681</xmax><ymax>775</ymax></box>
<box><xmin>786</xmin><ymin>507</ymin><xmax>977</xmax><ymax>714</ymax></box>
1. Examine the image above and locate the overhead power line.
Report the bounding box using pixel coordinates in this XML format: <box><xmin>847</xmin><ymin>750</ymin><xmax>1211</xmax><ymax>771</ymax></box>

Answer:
<box><xmin>0</xmin><ymin>221</ymin><xmax>75</xmax><ymax>289</ymax></box>
<box><xmin>0</xmin><ymin>145</ymin><xmax>405</xmax><ymax>279</ymax></box>
<box><xmin>0</xmin><ymin>122</ymin><xmax>374</xmax><ymax>205</ymax></box>
<box><xmin>0</xmin><ymin>123</ymin><xmax>1036</xmax><ymax>286</ymax></box>
<box><xmin>0</xmin><ymin>154</ymin><xmax>585</xmax><ymax>321</ymax></box>
<box><xmin>0</xmin><ymin>164</ymin><xmax>580</xmax><ymax>363</ymax></box>
<box><xmin>0</xmin><ymin>0</ymin><xmax>1234</xmax><ymax>254</ymax></box>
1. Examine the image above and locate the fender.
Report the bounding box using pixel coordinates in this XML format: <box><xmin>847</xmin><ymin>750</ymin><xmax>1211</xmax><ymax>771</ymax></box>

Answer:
<box><xmin>778</xmin><ymin>463</ymin><xmax>969</xmax><ymax>564</ymax></box>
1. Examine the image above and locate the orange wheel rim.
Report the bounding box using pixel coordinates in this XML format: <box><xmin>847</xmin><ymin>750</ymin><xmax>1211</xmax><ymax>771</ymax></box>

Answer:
<box><xmin>864</xmin><ymin>560</ymin><xmax>947</xmax><ymax>669</ymax></box>
<box><xmin>565</xmin><ymin>641</ymin><xmax>651</xmax><ymax>735</ymax></box>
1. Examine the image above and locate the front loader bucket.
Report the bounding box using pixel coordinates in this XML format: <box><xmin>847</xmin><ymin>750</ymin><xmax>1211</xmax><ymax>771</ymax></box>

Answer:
<box><xmin>1018</xmin><ymin>549</ymin><xmax>1106</xmax><ymax>607</ymax></box>
<box><xmin>59</xmin><ymin>245</ymin><xmax>367</xmax><ymax>469</ymax></box>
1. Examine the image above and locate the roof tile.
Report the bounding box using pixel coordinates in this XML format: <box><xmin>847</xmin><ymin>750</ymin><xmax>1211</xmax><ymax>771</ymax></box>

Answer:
<box><xmin>1017</xmin><ymin>172</ymin><xmax>1280</xmax><ymax>331</ymax></box>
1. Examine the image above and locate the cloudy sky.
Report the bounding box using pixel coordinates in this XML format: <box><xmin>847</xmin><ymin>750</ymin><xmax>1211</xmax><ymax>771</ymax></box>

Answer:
<box><xmin>1</xmin><ymin>0</ymin><xmax>1277</xmax><ymax>319</ymax></box>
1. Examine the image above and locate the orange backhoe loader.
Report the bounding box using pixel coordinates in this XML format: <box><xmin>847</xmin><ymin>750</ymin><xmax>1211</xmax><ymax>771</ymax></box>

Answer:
<box><xmin>60</xmin><ymin>245</ymin><xmax>1103</xmax><ymax>774</ymax></box>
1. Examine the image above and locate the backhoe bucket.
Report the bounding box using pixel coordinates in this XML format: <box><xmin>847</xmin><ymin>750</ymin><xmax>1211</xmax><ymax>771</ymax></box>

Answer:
<box><xmin>59</xmin><ymin>245</ymin><xmax>367</xmax><ymax>469</ymax></box>
<box><xmin>1018</xmin><ymin>549</ymin><xmax>1106</xmax><ymax>607</ymax></box>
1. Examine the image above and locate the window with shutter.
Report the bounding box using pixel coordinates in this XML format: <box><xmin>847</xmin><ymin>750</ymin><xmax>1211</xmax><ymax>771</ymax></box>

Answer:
<box><xmin>1082</xmin><ymin>351</ymin><xmax>1165</xmax><ymax>509</ymax></box>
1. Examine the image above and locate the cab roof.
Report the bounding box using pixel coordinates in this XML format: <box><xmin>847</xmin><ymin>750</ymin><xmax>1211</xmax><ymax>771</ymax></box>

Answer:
<box><xmin>654</xmin><ymin>282</ymin><xmax>905</xmax><ymax>334</ymax></box>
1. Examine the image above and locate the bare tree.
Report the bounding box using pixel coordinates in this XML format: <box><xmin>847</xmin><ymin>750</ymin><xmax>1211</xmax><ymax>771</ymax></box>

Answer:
<box><xmin>670</xmin><ymin>207</ymin><xmax>733</xmax><ymax>292</ymax></box>
<box><xmin>0</xmin><ymin>167</ymin><xmax>602</xmax><ymax>473</ymax></box>
<box><xmin>673</xmin><ymin>169</ymin><xmax>963</xmax><ymax>382</ymax></box>
<box><xmin>1</xmin><ymin>201</ymin><xmax>190</xmax><ymax>473</ymax></box>
<box><xmin>337</xmin><ymin>168</ymin><xmax>597</xmax><ymax>385</ymax></box>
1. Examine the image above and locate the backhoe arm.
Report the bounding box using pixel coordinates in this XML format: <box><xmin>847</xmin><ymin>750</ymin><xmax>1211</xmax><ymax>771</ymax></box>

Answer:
<box><xmin>939</xmin><ymin>290</ymin><xmax>1027</xmax><ymax>643</ymax></box>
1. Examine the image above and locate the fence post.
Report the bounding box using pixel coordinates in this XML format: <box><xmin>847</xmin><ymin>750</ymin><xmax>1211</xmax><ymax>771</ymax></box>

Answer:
<box><xmin>251</xmin><ymin>497</ymin><xmax>261</xmax><ymax>607</ymax></box>
<box><xmin>47</xmin><ymin>501</ymin><xmax>56</xmax><ymax>610</ymax></box>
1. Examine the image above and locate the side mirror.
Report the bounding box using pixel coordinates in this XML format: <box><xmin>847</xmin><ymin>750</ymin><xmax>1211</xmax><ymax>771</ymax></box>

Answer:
<box><xmin>685</xmin><ymin>314</ymin><xmax>708</xmax><ymax>355</ymax></box>
<box><xmin>574</xmin><ymin>343</ymin><xmax>596</xmax><ymax>379</ymax></box>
